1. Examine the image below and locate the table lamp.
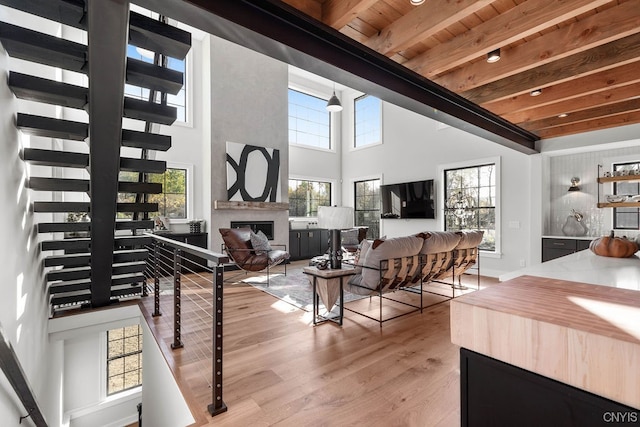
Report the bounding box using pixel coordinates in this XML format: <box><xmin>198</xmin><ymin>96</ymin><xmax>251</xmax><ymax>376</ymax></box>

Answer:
<box><xmin>317</xmin><ymin>206</ymin><xmax>354</xmax><ymax>269</ymax></box>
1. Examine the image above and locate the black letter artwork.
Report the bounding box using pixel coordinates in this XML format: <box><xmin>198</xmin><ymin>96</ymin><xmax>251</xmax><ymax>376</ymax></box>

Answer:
<box><xmin>227</xmin><ymin>144</ymin><xmax>280</xmax><ymax>202</ymax></box>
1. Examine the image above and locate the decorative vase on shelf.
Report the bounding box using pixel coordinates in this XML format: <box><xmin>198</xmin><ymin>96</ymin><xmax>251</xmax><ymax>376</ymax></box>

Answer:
<box><xmin>562</xmin><ymin>209</ymin><xmax>588</xmax><ymax>236</ymax></box>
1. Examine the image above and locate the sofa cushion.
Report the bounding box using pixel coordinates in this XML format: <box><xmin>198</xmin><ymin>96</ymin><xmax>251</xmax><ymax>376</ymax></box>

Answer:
<box><xmin>419</xmin><ymin>231</ymin><xmax>461</xmax><ymax>254</ymax></box>
<box><xmin>250</xmin><ymin>230</ymin><xmax>272</xmax><ymax>255</ymax></box>
<box><xmin>455</xmin><ymin>230</ymin><xmax>484</xmax><ymax>249</ymax></box>
<box><xmin>360</xmin><ymin>235</ymin><xmax>423</xmax><ymax>290</ymax></box>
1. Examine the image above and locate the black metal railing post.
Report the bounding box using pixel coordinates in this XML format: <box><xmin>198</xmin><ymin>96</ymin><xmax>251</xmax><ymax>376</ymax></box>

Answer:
<box><xmin>143</xmin><ymin>233</ymin><xmax>229</xmax><ymax>416</ymax></box>
<box><xmin>171</xmin><ymin>248</ymin><xmax>183</xmax><ymax>349</ymax></box>
<box><xmin>208</xmin><ymin>264</ymin><xmax>227</xmax><ymax>416</ymax></box>
<box><xmin>152</xmin><ymin>240</ymin><xmax>161</xmax><ymax>317</ymax></box>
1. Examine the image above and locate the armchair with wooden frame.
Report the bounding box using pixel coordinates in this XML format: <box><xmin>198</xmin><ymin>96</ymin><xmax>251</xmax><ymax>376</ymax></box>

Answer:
<box><xmin>219</xmin><ymin>227</ymin><xmax>290</xmax><ymax>286</ymax></box>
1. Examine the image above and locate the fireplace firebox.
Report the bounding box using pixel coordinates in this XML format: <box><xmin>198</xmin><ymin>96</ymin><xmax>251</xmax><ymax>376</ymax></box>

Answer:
<box><xmin>230</xmin><ymin>221</ymin><xmax>274</xmax><ymax>240</ymax></box>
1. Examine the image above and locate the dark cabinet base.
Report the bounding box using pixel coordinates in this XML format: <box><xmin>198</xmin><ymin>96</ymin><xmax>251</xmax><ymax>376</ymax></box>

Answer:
<box><xmin>542</xmin><ymin>237</ymin><xmax>592</xmax><ymax>262</ymax></box>
<box><xmin>460</xmin><ymin>348</ymin><xmax>638</xmax><ymax>427</ymax></box>
<box><xmin>289</xmin><ymin>229</ymin><xmax>329</xmax><ymax>260</ymax></box>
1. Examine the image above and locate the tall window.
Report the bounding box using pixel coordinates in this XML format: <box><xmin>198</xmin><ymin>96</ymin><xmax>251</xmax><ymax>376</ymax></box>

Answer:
<box><xmin>107</xmin><ymin>325</ymin><xmax>142</xmax><ymax>395</ymax></box>
<box><xmin>354</xmin><ymin>179</ymin><xmax>381</xmax><ymax>239</ymax></box>
<box><xmin>288</xmin><ymin>179</ymin><xmax>331</xmax><ymax>217</ymax></box>
<box><xmin>117</xmin><ymin>167</ymin><xmax>188</xmax><ymax>219</ymax></box>
<box><xmin>149</xmin><ymin>168</ymin><xmax>187</xmax><ymax>218</ymax></box>
<box><xmin>288</xmin><ymin>89</ymin><xmax>331</xmax><ymax>150</ymax></box>
<box><xmin>444</xmin><ymin>164</ymin><xmax>496</xmax><ymax>251</ymax></box>
<box><xmin>354</xmin><ymin>95</ymin><xmax>381</xmax><ymax>148</ymax></box>
<box><xmin>125</xmin><ymin>44</ymin><xmax>187</xmax><ymax>122</ymax></box>
<box><xmin>613</xmin><ymin>161</ymin><xmax>640</xmax><ymax>229</ymax></box>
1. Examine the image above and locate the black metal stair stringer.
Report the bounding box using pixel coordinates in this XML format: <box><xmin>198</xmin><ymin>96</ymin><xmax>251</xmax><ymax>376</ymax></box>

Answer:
<box><xmin>87</xmin><ymin>0</ymin><xmax>129</xmax><ymax>307</ymax></box>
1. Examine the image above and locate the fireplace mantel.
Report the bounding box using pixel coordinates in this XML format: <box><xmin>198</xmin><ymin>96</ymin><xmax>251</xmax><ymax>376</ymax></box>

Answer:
<box><xmin>213</xmin><ymin>200</ymin><xmax>289</xmax><ymax>211</ymax></box>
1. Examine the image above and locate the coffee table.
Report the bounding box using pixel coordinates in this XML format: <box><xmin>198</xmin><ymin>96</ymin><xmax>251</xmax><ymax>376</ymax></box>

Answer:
<box><xmin>303</xmin><ymin>265</ymin><xmax>355</xmax><ymax>325</ymax></box>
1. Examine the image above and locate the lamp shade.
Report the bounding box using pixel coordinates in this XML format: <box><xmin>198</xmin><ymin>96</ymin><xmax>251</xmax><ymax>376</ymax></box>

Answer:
<box><xmin>317</xmin><ymin>206</ymin><xmax>354</xmax><ymax>230</ymax></box>
<box><xmin>326</xmin><ymin>91</ymin><xmax>343</xmax><ymax>112</ymax></box>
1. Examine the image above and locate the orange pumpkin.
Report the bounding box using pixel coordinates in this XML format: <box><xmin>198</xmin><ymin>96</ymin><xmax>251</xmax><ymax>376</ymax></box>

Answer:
<box><xmin>589</xmin><ymin>231</ymin><xmax>639</xmax><ymax>258</ymax></box>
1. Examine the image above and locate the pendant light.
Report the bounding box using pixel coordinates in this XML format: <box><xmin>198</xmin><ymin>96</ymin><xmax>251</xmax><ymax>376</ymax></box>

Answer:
<box><xmin>326</xmin><ymin>83</ymin><xmax>343</xmax><ymax>112</ymax></box>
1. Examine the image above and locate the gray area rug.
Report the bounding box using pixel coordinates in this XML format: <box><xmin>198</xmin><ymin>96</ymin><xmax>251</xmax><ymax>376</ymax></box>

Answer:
<box><xmin>240</xmin><ymin>270</ymin><xmax>365</xmax><ymax>312</ymax></box>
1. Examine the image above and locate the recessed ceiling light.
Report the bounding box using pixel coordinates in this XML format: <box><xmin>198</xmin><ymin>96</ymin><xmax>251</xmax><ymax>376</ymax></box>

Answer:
<box><xmin>558</xmin><ymin>113</ymin><xmax>568</xmax><ymax>118</ymax></box>
<box><xmin>487</xmin><ymin>48</ymin><xmax>501</xmax><ymax>63</ymax></box>
<box><xmin>410</xmin><ymin>0</ymin><xmax>425</xmax><ymax>5</ymax></box>
<box><xmin>530</xmin><ymin>89</ymin><xmax>543</xmax><ymax>97</ymax></box>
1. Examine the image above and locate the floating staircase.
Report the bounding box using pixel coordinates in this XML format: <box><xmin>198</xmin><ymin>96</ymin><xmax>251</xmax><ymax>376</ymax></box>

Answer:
<box><xmin>0</xmin><ymin>0</ymin><xmax>191</xmax><ymax>314</ymax></box>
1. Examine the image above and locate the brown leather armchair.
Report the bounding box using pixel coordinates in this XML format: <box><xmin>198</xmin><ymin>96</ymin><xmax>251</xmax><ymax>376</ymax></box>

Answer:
<box><xmin>219</xmin><ymin>227</ymin><xmax>290</xmax><ymax>286</ymax></box>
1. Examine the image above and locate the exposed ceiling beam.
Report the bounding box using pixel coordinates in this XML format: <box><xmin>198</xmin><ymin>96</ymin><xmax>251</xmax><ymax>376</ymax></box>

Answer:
<box><xmin>404</xmin><ymin>0</ymin><xmax>611</xmax><ymax>78</ymax></box>
<box><xmin>465</xmin><ymin>32</ymin><xmax>640</xmax><ymax>104</ymax></box>
<box><xmin>504</xmin><ymin>81</ymin><xmax>640</xmax><ymax>123</ymax></box>
<box><xmin>536</xmin><ymin>110</ymin><xmax>640</xmax><ymax>139</ymax></box>
<box><xmin>485</xmin><ymin>62</ymin><xmax>640</xmax><ymax>116</ymax></box>
<box><xmin>434</xmin><ymin>0</ymin><xmax>640</xmax><ymax>93</ymax></box>
<box><xmin>321</xmin><ymin>0</ymin><xmax>378</xmax><ymax>30</ymax></box>
<box><xmin>364</xmin><ymin>0</ymin><xmax>491</xmax><ymax>57</ymax></box>
<box><xmin>521</xmin><ymin>98</ymin><xmax>640</xmax><ymax>132</ymax></box>
<box><xmin>280</xmin><ymin>0</ymin><xmax>321</xmax><ymax>21</ymax></box>
<box><xmin>133</xmin><ymin>0</ymin><xmax>538</xmax><ymax>153</ymax></box>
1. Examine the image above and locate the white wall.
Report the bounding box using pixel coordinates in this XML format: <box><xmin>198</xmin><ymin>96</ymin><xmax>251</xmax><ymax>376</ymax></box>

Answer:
<box><xmin>288</xmin><ymin>68</ymin><xmax>343</xmax><ymax>206</ymax></box>
<box><xmin>49</xmin><ymin>306</ymin><xmax>143</xmax><ymax>427</ymax></box>
<box><xmin>208</xmin><ymin>37</ymin><xmax>290</xmax><ymax>250</ymax></box>
<box><xmin>140</xmin><ymin>322</ymin><xmax>193</xmax><ymax>427</ymax></box>
<box><xmin>341</xmin><ymin>98</ymin><xmax>535</xmax><ymax>277</ymax></box>
<box><xmin>0</xmin><ymin>7</ymin><xmax>58</xmax><ymax>426</ymax></box>
<box><xmin>543</xmin><ymin>142</ymin><xmax>640</xmax><ymax>239</ymax></box>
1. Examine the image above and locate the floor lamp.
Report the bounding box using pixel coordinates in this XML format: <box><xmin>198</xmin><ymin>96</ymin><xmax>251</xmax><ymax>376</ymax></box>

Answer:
<box><xmin>317</xmin><ymin>206</ymin><xmax>354</xmax><ymax>269</ymax></box>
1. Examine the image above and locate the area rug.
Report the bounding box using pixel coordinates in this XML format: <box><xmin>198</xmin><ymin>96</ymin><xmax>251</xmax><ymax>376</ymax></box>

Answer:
<box><xmin>240</xmin><ymin>270</ymin><xmax>366</xmax><ymax>313</ymax></box>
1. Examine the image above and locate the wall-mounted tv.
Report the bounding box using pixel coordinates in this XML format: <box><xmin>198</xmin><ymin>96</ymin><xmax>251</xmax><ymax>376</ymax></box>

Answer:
<box><xmin>380</xmin><ymin>179</ymin><xmax>435</xmax><ymax>219</ymax></box>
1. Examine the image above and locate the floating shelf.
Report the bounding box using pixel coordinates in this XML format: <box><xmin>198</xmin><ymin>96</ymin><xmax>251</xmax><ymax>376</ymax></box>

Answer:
<box><xmin>597</xmin><ymin>175</ymin><xmax>640</xmax><ymax>184</ymax></box>
<box><xmin>597</xmin><ymin>202</ymin><xmax>640</xmax><ymax>208</ymax></box>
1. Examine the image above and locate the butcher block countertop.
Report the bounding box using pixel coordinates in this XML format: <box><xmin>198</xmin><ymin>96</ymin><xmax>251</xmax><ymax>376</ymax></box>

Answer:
<box><xmin>451</xmin><ymin>275</ymin><xmax>640</xmax><ymax>409</ymax></box>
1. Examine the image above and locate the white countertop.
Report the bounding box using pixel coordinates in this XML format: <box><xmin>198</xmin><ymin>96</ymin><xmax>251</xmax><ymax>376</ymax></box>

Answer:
<box><xmin>500</xmin><ymin>249</ymin><xmax>640</xmax><ymax>290</ymax></box>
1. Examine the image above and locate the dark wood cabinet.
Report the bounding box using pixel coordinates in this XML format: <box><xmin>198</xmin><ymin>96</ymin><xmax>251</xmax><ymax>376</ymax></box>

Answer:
<box><xmin>542</xmin><ymin>237</ymin><xmax>592</xmax><ymax>262</ymax></box>
<box><xmin>289</xmin><ymin>229</ymin><xmax>329</xmax><ymax>260</ymax></box>
<box><xmin>460</xmin><ymin>348</ymin><xmax>637</xmax><ymax>427</ymax></box>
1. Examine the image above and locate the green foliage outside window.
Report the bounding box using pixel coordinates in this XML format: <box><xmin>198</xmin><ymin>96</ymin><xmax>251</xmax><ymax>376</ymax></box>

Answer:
<box><xmin>117</xmin><ymin>168</ymin><xmax>187</xmax><ymax>219</ymax></box>
<box><xmin>288</xmin><ymin>179</ymin><xmax>331</xmax><ymax>217</ymax></box>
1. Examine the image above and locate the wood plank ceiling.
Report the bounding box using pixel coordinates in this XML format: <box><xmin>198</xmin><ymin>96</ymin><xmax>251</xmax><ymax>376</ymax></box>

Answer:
<box><xmin>282</xmin><ymin>0</ymin><xmax>640</xmax><ymax>140</ymax></box>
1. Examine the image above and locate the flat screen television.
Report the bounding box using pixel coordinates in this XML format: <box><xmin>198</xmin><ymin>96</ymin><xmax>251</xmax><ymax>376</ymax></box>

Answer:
<box><xmin>380</xmin><ymin>179</ymin><xmax>435</xmax><ymax>219</ymax></box>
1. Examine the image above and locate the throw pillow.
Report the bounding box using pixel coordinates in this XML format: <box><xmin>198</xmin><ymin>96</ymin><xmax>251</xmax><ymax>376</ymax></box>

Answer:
<box><xmin>250</xmin><ymin>230</ymin><xmax>272</xmax><ymax>255</ymax></box>
<box><xmin>341</xmin><ymin>228</ymin><xmax>360</xmax><ymax>246</ymax></box>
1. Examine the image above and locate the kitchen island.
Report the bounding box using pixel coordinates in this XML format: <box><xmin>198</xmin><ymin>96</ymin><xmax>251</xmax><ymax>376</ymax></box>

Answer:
<box><xmin>452</xmin><ymin>250</ymin><xmax>640</xmax><ymax>425</ymax></box>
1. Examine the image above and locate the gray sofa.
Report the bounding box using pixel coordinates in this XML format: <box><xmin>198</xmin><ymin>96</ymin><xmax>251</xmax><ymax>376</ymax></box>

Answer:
<box><xmin>345</xmin><ymin>230</ymin><xmax>484</xmax><ymax>325</ymax></box>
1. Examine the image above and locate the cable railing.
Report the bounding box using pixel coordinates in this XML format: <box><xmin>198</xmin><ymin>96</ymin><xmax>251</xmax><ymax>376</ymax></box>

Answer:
<box><xmin>143</xmin><ymin>232</ymin><xmax>230</xmax><ymax>417</ymax></box>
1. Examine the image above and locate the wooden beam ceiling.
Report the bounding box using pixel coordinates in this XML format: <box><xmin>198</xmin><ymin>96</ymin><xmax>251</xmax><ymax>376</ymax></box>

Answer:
<box><xmin>281</xmin><ymin>0</ymin><xmax>640</xmax><ymax>141</ymax></box>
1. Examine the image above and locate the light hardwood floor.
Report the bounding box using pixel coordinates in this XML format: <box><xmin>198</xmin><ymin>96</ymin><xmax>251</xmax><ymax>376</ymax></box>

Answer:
<box><xmin>139</xmin><ymin>261</ymin><xmax>498</xmax><ymax>427</ymax></box>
